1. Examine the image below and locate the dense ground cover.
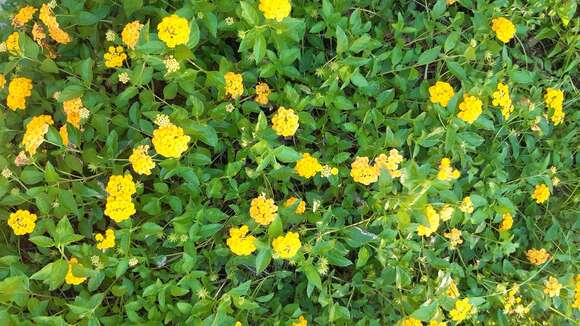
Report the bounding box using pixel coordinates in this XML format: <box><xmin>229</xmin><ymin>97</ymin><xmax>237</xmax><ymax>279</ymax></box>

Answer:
<box><xmin>0</xmin><ymin>0</ymin><xmax>578</xmax><ymax>325</ymax></box>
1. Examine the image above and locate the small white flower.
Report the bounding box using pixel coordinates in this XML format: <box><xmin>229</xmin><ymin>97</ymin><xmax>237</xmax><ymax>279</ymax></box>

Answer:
<box><xmin>118</xmin><ymin>72</ymin><xmax>130</xmax><ymax>84</ymax></box>
<box><xmin>1</xmin><ymin>168</ymin><xmax>12</xmax><ymax>178</ymax></box>
<box><xmin>225</xmin><ymin>17</ymin><xmax>234</xmax><ymax>25</ymax></box>
<box><xmin>105</xmin><ymin>30</ymin><xmax>116</xmax><ymax>42</ymax></box>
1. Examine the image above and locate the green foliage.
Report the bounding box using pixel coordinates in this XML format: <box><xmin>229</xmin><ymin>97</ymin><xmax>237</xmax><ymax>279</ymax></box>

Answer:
<box><xmin>0</xmin><ymin>0</ymin><xmax>578</xmax><ymax>325</ymax></box>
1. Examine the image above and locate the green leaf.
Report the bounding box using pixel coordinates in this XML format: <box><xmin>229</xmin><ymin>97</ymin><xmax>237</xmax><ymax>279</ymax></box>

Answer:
<box><xmin>509</xmin><ymin>70</ymin><xmax>537</xmax><ymax>84</ymax></box>
<box><xmin>274</xmin><ymin>145</ymin><xmax>300</xmax><ymax>163</ymax></box>
<box><xmin>124</xmin><ymin>0</ymin><xmax>143</xmax><ymax>17</ymax></box>
<box><xmin>255</xmin><ymin>248</ymin><xmax>272</xmax><ymax>273</ymax></box>
<box><xmin>31</xmin><ymin>259</ymin><xmax>68</xmax><ymax>290</ymax></box>
<box><xmin>29</xmin><ymin>236</ymin><xmax>55</xmax><ymax>248</ymax></box>
<box><xmin>185</xmin><ymin>123</ymin><xmax>218</xmax><ymax>147</ymax></box>
<box><xmin>417</xmin><ymin>46</ymin><xmax>441</xmax><ymax>65</ymax></box>
<box><xmin>302</xmin><ymin>261</ymin><xmax>323</xmax><ymax>290</ymax></box>
<box><xmin>336</xmin><ymin>25</ymin><xmax>348</xmax><ymax>54</ymax></box>
<box><xmin>0</xmin><ymin>276</ymin><xmax>28</xmax><ymax>306</ymax></box>
<box><xmin>254</xmin><ymin>31</ymin><xmax>266</xmax><ymax>64</ymax></box>
<box><xmin>240</xmin><ymin>1</ymin><xmax>259</xmax><ymax>25</ymax></box>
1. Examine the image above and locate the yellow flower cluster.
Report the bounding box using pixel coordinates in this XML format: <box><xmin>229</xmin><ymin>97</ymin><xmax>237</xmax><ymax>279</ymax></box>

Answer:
<box><xmin>492</xmin><ymin>82</ymin><xmax>514</xmax><ymax>120</ymax></box>
<box><xmin>429</xmin><ymin>81</ymin><xmax>455</xmax><ymax>107</ymax></box>
<box><xmin>259</xmin><ymin>0</ymin><xmax>292</xmax><ymax>22</ymax></box>
<box><xmin>350</xmin><ymin>156</ymin><xmax>378</xmax><ymax>185</ymax></box>
<box><xmin>0</xmin><ymin>75</ymin><xmax>5</xmax><ymax>89</ymax></box>
<box><xmin>63</xmin><ymin>97</ymin><xmax>85</xmax><ymax>128</ymax></box>
<box><xmin>129</xmin><ymin>145</ymin><xmax>155</xmax><ymax>175</ymax></box>
<box><xmin>59</xmin><ymin>125</ymin><xmax>69</xmax><ymax>146</ymax></box>
<box><xmin>122</xmin><ymin>21</ymin><xmax>143</xmax><ymax>50</ymax></box>
<box><xmin>491</xmin><ymin>17</ymin><xmax>516</xmax><ymax>43</ymax></box>
<box><xmin>444</xmin><ymin>228</ymin><xmax>463</xmax><ymax>248</ymax></box>
<box><xmin>500</xmin><ymin>284</ymin><xmax>529</xmax><ymax>316</ymax></box>
<box><xmin>417</xmin><ymin>205</ymin><xmax>440</xmax><ymax>237</ymax></box>
<box><xmin>374</xmin><ymin>148</ymin><xmax>404</xmax><ymax>178</ymax></box>
<box><xmin>104</xmin><ymin>46</ymin><xmax>127</xmax><ymax>68</ymax></box>
<box><xmin>7</xmin><ymin>209</ymin><xmax>37</xmax><ymax>235</ymax></box>
<box><xmin>459</xmin><ymin>196</ymin><xmax>474</xmax><ymax>214</ymax></box>
<box><xmin>6</xmin><ymin>32</ymin><xmax>20</xmax><ymax>54</ymax></box>
<box><xmin>285</xmin><ymin>196</ymin><xmax>306</xmax><ymax>214</ymax></box>
<box><xmin>22</xmin><ymin>115</ymin><xmax>54</xmax><ymax>155</ymax></box>
<box><xmin>295</xmin><ymin>153</ymin><xmax>322</xmax><ymax>178</ymax></box>
<box><xmin>457</xmin><ymin>94</ymin><xmax>482</xmax><ymax>124</ymax></box>
<box><xmin>255</xmin><ymin>82</ymin><xmax>271</xmax><ymax>105</ymax></box>
<box><xmin>526</xmin><ymin>248</ymin><xmax>550</xmax><ymax>266</ymax></box>
<box><xmin>39</xmin><ymin>4</ymin><xmax>71</xmax><ymax>44</ymax></box>
<box><xmin>95</xmin><ymin>228</ymin><xmax>116</xmax><ymax>250</ymax></box>
<box><xmin>544</xmin><ymin>88</ymin><xmax>565</xmax><ymax>125</ymax></box>
<box><xmin>152</xmin><ymin>122</ymin><xmax>190</xmax><ymax>158</ymax></box>
<box><xmin>449</xmin><ymin>298</ymin><xmax>473</xmax><ymax>322</ymax></box>
<box><xmin>440</xmin><ymin>204</ymin><xmax>454</xmax><ymax>221</ymax></box>
<box><xmin>543</xmin><ymin>276</ymin><xmax>562</xmax><ymax>297</ymax></box>
<box><xmin>224</xmin><ymin>72</ymin><xmax>244</xmax><ymax>99</ymax></box>
<box><xmin>157</xmin><ymin>15</ymin><xmax>190</xmax><ymax>48</ymax></box>
<box><xmin>447</xmin><ymin>279</ymin><xmax>460</xmax><ymax>298</ymax></box>
<box><xmin>532</xmin><ymin>183</ymin><xmax>550</xmax><ymax>204</ymax></box>
<box><xmin>436</xmin><ymin>158</ymin><xmax>460</xmax><ymax>181</ymax></box>
<box><xmin>104</xmin><ymin>174</ymin><xmax>137</xmax><ymax>223</ymax></box>
<box><xmin>320</xmin><ymin>164</ymin><xmax>339</xmax><ymax>177</ymax></box>
<box><xmin>292</xmin><ymin>315</ymin><xmax>307</xmax><ymax>326</ymax></box>
<box><xmin>250</xmin><ymin>194</ymin><xmax>278</xmax><ymax>225</ymax></box>
<box><xmin>272</xmin><ymin>231</ymin><xmax>301</xmax><ymax>259</ymax></box>
<box><xmin>7</xmin><ymin>76</ymin><xmax>33</xmax><ymax>111</ymax></box>
<box><xmin>572</xmin><ymin>275</ymin><xmax>580</xmax><ymax>309</ymax></box>
<box><xmin>12</xmin><ymin>6</ymin><xmax>37</xmax><ymax>28</ymax></box>
<box><xmin>226</xmin><ymin>225</ymin><xmax>257</xmax><ymax>256</ymax></box>
<box><xmin>428</xmin><ymin>321</ymin><xmax>446</xmax><ymax>326</ymax></box>
<box><xmin>65</xmin><ymin>257</ymin><xmax>86</xmax><ymax>285</ymax></box>
<box><xmin>399</xmin><ymin>318</ymin><xmax>422</xmax><ymax>326</ymax></box>
<box><xmin>499</xmin><ymin>213</ymin><xmax>513</xmax><ymax>231</ymax></box>
<box><xmin>271</xmin><ymin>107</ymin><xmax>299</xmax><ymax>137</ymax></box>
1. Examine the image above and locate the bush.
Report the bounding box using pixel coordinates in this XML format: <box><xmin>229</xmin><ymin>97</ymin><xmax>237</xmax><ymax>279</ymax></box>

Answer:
<box><xmin>0</xmin><ymin>0</ymin><xmax>578</xmax><ymax>325</ymax></box>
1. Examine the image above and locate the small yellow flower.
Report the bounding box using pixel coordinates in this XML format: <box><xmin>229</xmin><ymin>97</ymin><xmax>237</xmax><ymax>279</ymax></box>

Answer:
<box><xmin>7</xmin><ymin>77</ymin><xmax>33</xmax><ymax>111</ymax></box>
<box><xmin>95</xmin><ymin>229</ymin><xmax>116</xmax><ymax>250</ymax></box>
<box><xmin>226</xmin><ymin>225</ymin><xmax>257</xmax><ymax>256</ymax></box>
<box><xmin>499</xmin><ymin>213</ymin><xmax>513</xmax><ymax>231</ymax></box>
<box><xmin>285</xmin><ymin>196</ymin><xmax>306</xmax><ymax>214</ymax></box>
<box><xmin>7</xmin><ymin>209</ymin><xmax>37</xmax><ymax>235</ymax></box>
<box><xmin>121</xmin><ymin>21</ymin><xmax>143</xmax><ymax>49</ymax></box>
<box><xmin>6</xmin><ymin>32</ymin><xmax>20</xmax><ymax>54</ymax></box>
<box><xmin>129</xmin><ymin>145</ymin><xmax>155</xmax><ymax>175</ymax></box>
<box><xmin>255</xmin><ymin>82</ymin><xmax>271</xmax><ymax>105</ymax></box>
<box><xmin>417</xmin><ymin>205</ymin><xmax>440</xmax><ymax>237</ymax></box>
<box><xmin>106</xmin><ymin>175</ymin><xmax>137</xmax><ymax>199</ymax></box>
<box><xmin>350</xmin><ymin>156</ymin><xmax>379</xmax><ymax>185</ymax></box>
<box><xmin>249</xmin><ymin>194</ymin><xmax>278</xmax><ymax>225</ymax></box>
<box><xmin>531</xmin><ymin>183</ymin><xmax>550</xmax><ymax>204</ymax></box>
<box><xmin>457</xmin><ymin>94</ymin><xmax>483</xmax><ymax>124</ymax></box>
<box><xmin>459</xmin><ymin>196</ymin><xmax>474</xmax><ymax>214</ymax></box>
<box><xmin>444</xmin><ymin>228</ymin><xmax>463</xmax><ymax>248</ymax></box>
<box><xmin>544</xmin><ymin>88</ymin><xmax>565</xmax><ymax>125</ymax></box>
<box><xmin>436</xmin><ymin>158</ymin><xmax>460</xmax><ymax>181</ymax></box>
<box><xmin>374</xmin><ymin>149</ymin><xmax>404</xmax><ymax>178</ymax></box>
<box><xmin>428</xmin><ymin>321</ymin><xmax>447</xmax><ymax>326</ymax></box>
<box><xmin>59</xmin><ymin>125</ymin><xmax>69</xmax><ymax>146</ymax></box>
<box><xmin>152</xmin><ymin>123</ymin><xmax>191</xmax><ymax>158</ymax></box>
<box><xmin>0</xmin><ymin>74</ymin><xmax>5</xmax><ymax>89</ymax></box>
<box><xmin>104</xmin><ymin>198</ymin><xmax>136</xmax><ymax>223</ymax></box>
<box><xmin>12</xmin><ymin>6</ymin><xmax>37</xmax><ymax>28</ymax></box>
<box><xmin>294</xmin><ymin>153</ymin><xmax>323</xmax><ymax>179</ymax></box>
<box><xmin>22</xmin><ymin>115</ymin><xmax>54</xmax><ymax>155</ymax></box>
<box><xmin>440</xmin><ymin>204</ymin><xmax>454</xmax><ymax>221</ymax></box>
<box><xmin>399</xmin><ymin>317</ymin><xmax>422</xmax><ymax>326</ymax></box>
<box><xmin>104</xmin><ymin>46</ymin><xmax>127</xmax><ymax>68</ymax></box>
<box><xmin>292</xmin><ymin>315</ymin><xmax>307</xmax><ymax>326</ymax></box>
<box><xmin>63</xmin><ymin>97</ymin><xmax>85</xmax><ymax>128</ymax></box>
<box><xmin>429</xmin><ymin>81</ymin><xmax>455</xmax><ymax>107</ymax></box>
<box><xmin>157</xmin><ymin>15</ymin><xmax>190</xmax><ymax>48</ymax></box>
<box><xmin>271</xmin><ymin>107</ymin><xmax>299</xmax><ymax>137</ymax></box>
<box><xmin>272</xmin><ymin>231</ymin><xmax>301</xmax><ymax>259</ymax></box>
<box><xmin>492</xmin><ymin>82</ymin><xmax>514</xmax><ymax>120</ymax></box>
<box><xmin>526</xmin><ymin>248</ymin><xmax>550</xmax><ymax>266</ymax></box>
<box><xmin>39</xmin><ymin>4</ymin><xmax>71</xmax><ymax>44</ymax></box>
<box><xmin>449</xmin><ymin>298</ymin><xmax>474</xmax><ymax>322</ymax></box>
<box><xmin>572</xmin><ymin>274</ymin><xmax>580</xmax><ymax>309</ymax></box>
<box><xmin>259</xmin><ymin>0</ymin><xmax>292</xmax><ymax>22</ymax></box>
<box><xmin>543</xmin><ymin>276</ymin><xmax>562</xmax><ymax>297</ymax></box>
<box><xmin>65</xmin><ymin>257</ymin><xmax>87</xmax><ymax>285</ymax></box>
<box><xmin>224</xmin><ymin>72</ymin><xmax>244</xmax><ymax>99</ymax></box>
<box><xmin>491</xmin><ymin>17</ymin><xmax>516</xmax><ymax>43</ymax></box>
<box><xmin>447</xmin><ymin>279</ymin><xmax>460</xmax><ymax>298</ymax></box>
